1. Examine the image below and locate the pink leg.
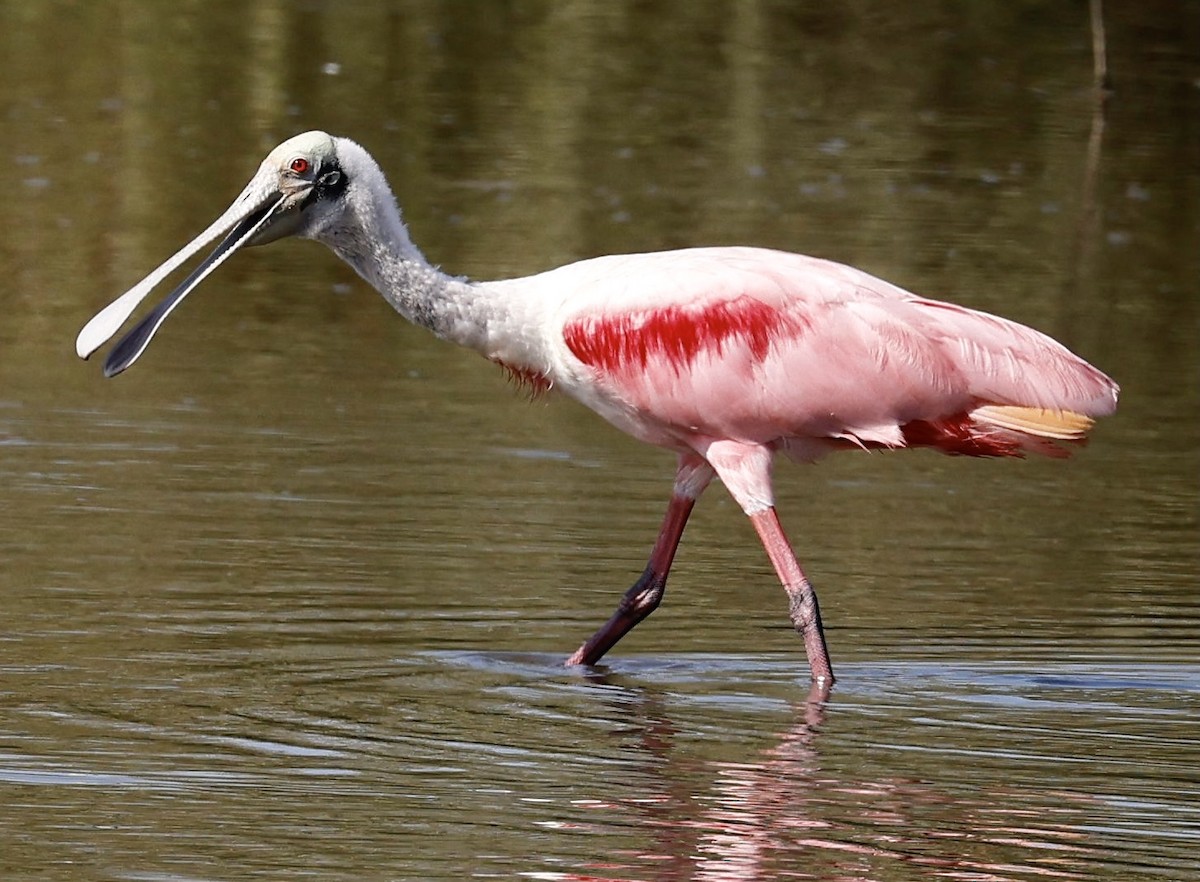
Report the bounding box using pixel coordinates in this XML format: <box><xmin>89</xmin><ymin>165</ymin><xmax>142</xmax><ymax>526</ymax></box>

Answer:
<box><xmin>750</xmin><ymin>508</ymin><xmax>835</xmax><ymax>685</ymax></box>
<box><xmin>566</xmin><ymin>455</ymin><xmax>712</xmax><ymax>667</ymax></box>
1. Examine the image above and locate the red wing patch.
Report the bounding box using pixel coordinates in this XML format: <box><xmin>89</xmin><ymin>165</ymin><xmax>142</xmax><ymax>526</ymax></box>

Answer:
<box><xmin>563</xmin><ymin>297</ymin><xmax>808</xmax><ymax>374</ymax></box>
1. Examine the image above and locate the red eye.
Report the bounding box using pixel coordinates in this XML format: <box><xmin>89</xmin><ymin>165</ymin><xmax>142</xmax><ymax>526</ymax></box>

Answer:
<box><xmin>289</xmin><ymin>157</ymin><xmax>310</xmax><ymax>174</ymax></box>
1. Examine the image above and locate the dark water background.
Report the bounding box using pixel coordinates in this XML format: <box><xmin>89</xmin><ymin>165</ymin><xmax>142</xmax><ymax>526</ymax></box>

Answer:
<box><xmin>2</xmin><ymin>2</ymin><xmax>1198</xmax><ymax>879</ymax></box>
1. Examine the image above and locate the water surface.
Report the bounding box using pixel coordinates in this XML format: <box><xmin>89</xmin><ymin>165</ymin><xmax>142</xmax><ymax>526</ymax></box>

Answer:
<box><xmin>2</xmin><ymin>2</ymin><xmax>1198</xmax><ymax>879</ymax></box>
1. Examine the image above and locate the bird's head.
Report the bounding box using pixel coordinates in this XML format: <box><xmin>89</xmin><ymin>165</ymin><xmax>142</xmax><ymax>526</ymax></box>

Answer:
<box><xmin>75</xmin><ymin>130</ymin><xmax>359</xmax><ymax>377</ymax></box>
<box><xmin>241</xmin><ymin>130</ymin><xmax>352</xmax><ymax>245</ymax></box>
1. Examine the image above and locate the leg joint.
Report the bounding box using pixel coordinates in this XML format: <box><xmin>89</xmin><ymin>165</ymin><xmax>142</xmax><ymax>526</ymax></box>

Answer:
<box><xmin>619</xmin><ymin>568</ymin><xmax>666</xmax><ymax>616</ymax></box>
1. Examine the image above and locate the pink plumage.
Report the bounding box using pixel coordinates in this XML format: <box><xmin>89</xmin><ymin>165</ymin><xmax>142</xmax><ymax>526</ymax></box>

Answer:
<box><xmin>78</xmin><ymin>133</ymin><xmax>1119</xmax><ymax>690</ymax></box>
<box><xmin>546</xmin><ymin>247</ymin><xmax>1115</xmax><ymax>461</ymax></box>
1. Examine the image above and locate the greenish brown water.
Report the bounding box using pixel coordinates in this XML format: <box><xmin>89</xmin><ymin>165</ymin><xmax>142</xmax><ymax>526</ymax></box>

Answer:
<box><xmin>2</xmin><ymin>2</ymin><xmax>1198</xmax><ymax>879</ymax></box>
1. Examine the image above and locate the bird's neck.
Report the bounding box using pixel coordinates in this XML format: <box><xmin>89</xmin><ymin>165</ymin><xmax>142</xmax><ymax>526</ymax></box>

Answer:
<box><xmin>321</xmin><ymin>175</ymin><xmax>544</xmax><ymax>374</ymax></box>
<box><xmin>322</xmin><ymin>184</ymin><xmax>490</xmax><ymax>350</ymax></box>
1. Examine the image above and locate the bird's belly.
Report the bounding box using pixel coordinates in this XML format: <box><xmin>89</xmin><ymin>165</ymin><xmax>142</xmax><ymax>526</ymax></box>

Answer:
<box><xmin>566</xmin><ymin>369</ymin><xmax>836</xmax><ymax>453</ymax></box>
<box><xmin>569</xmin><ymin>383</ymin><xmax>698</xmax><ymax>451</ymax></box>
<box><xmin>565</xmin><ymin>354</ymin><xmax>939</xmax><ymax>459</ymax></box>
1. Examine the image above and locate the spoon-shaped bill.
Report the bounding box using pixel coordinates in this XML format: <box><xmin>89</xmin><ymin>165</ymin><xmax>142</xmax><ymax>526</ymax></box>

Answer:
<box><xmin>100</xmin><ymin>193</ymin><xmax>287</xmax><ymax>377</ymax></box>
<box><xmin>75</xmin><ymin>173</ymin><xmax>281</xmax><ymax>362</ymax></box>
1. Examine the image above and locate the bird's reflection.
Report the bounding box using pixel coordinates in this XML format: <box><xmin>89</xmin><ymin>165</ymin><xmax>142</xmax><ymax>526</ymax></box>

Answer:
<box><xmin>563</xmin><ymin>673</ymin><xmax>1092</xmax><ymax>882</ymax></box>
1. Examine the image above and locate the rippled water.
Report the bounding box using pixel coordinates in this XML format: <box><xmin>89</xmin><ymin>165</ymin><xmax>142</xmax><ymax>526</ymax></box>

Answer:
<box><xmin>6</xmin><ymin>637</ymin><xmax>1200</xmax><ymax>879</ymax></box>
<box><xmin>3</xmin><ymin>2</ymin><xmax>1198</xmax><ymax>879</ymax></box>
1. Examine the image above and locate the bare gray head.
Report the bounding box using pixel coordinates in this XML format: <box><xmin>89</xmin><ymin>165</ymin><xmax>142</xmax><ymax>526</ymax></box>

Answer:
<box><xmin>75</xmin><ymin>131</ymin><xmax>387</xmax><ymax>376</ymax></box>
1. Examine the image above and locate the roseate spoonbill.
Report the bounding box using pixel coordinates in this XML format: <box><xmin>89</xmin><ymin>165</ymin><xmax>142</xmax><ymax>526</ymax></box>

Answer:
<box><xmin>76</xmin><ymin>131</ymin><xmax>1119</xmax><ymax>685</ymax></box>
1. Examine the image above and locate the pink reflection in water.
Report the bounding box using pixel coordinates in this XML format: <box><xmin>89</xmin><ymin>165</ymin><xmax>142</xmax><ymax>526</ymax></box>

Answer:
<box><xmin>550</xmin><ymin>683</ymin><xmax>1095</xmax><ymax>882</ymax></box>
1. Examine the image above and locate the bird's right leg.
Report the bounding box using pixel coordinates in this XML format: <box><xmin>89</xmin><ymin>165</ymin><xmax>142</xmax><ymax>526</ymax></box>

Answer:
<box><xmin>700</xmin><ymin>440</ymin><xmax>835</xmax><ymax>686</ymax></box>
<box><xmin>565</xmin><ymin>453</ymin><xmax>713</xmax><ymax>667</ymax></box>
<box><xmin>748</xmin><ymin>508</ymin><xmax>834</xmax><ymax>686</ymax></box>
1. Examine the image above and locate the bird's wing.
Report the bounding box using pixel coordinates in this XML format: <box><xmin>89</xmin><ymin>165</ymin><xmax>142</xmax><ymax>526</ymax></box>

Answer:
<box><xmin>896</xmin><ymin>297</ymin><xmax>1118</xmax><ymax>417</ymax></box>
<box><xmin>543</xmin><ymin>247</ymin><xmax>1116</xmax><ymax>453</ymax></box>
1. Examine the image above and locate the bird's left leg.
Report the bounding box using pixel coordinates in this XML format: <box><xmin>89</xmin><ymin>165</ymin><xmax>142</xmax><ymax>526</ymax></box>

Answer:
<box><xmin>565</xmin><ymin>453</ymin><xmax>713</xmax><ymax>666</ymax></box>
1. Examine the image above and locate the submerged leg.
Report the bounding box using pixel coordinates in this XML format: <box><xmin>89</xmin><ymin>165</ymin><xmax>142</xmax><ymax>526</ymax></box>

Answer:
<box><xmin>749</xmin><ymin>508</ymin><xmax>834</xmax><ymax>685</ymax></box>
<box><xmin>566</xmin><ymin>454</ymin><xmax>713</xmax><ymax>666</ymax></box>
